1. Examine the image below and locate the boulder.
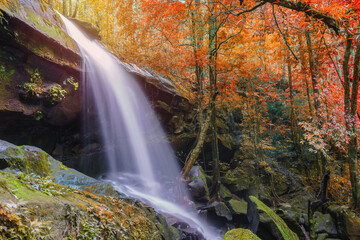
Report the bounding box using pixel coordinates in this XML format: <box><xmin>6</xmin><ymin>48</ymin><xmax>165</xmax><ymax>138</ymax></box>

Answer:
<box><xmin>188</xmin><ymin>166</ymin><xmax>210</xmax><ymax>201</ymax></box>
<box><xmin>328</xmin><ymin>205</ymin><xmax>360</xmax><ymax>240</ymax></box>
<box><xmin>313</xmin><ymin>212</ymin><xmax>338</xmax><ymax>237</ymax></box>
<box><xmin>214</xmin><ymin>202</ymin><xmax>233</xmax><ymax>221</ymax></box>
<box><xmin>0</xmin><ymin>170</ymin><xmax>168</xmax><ymax>240</ymax></box>
<box><xmin>228</xmin><ymin>199</ymin><xmax>247</xmax><ymax>215</ymax></box>
<box><xmin>219</xmin><ymin>184</ymin><xmax>232</xmax><ymax>200</ymax></box>
<box><xmin>222</xmin><ymin>228</ymin><xmax>260</xmax><ymax>240</ymax></box>
<box><xmin>0</xmin><ymin>139</ymin><xmax>116</xmax><ymax>196</ymax></box>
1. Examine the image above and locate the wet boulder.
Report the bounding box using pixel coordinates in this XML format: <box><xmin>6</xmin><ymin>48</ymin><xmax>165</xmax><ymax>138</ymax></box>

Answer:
<box><xmin>219</xmin><ymin>184</ymin><xmax>232</xmax><ymax>200</ymax></box>
<box><xmin>0</xmin><ymin>139</ymin><xmax>117</xmax><ymax>196</ymax></box>
<box><xmin>188</xmin><ymin>166</ymin><xmax>210</xmax><ymax>201</ymax></box>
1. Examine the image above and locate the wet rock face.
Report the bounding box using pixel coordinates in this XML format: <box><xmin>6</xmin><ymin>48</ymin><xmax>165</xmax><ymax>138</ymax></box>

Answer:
<box><xmin>68</xmin><ymin>18</ymin><xmax>101</xmax><ymax>40</ymax></box>
<box><xmin>163</xmin><ymin>214</ymin><xmax>206</xmax><ymax>240</ymax></box>
<box><xmin>0</xmin><ymin>1</ymin><xmax>82</xmax><ymax>155</ymax></box>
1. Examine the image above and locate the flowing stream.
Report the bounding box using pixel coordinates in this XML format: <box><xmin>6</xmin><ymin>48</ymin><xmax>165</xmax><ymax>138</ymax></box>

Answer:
<box><xmin>60</xmin><ymin>15</ymin><xmax>218</xmax><ymax>239</ymax></box>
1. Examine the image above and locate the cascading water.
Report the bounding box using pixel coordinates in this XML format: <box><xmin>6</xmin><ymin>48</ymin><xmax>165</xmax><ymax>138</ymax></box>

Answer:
<box><xmin>59</xmin><ymin>15</ymin><xmax>218</xmax><ymax>239</ymax></box>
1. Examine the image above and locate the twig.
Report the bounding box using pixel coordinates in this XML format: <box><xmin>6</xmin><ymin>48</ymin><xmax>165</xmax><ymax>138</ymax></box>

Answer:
<box><xmin>272</xmin><ymin>4</ymin><xmax>299</xmax><ymax>61</ymax></box>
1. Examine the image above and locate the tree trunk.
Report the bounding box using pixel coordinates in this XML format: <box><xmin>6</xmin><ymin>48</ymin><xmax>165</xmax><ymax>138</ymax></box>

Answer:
<box><xmin>72</xmin><ymin>0</ymin><xmax>79</xmax><ymax>18</ymax></box>
<box><xmin>182</xmin><ymin>1</ymin><xmax>208</xmax><ymax>178</ymax></box>
<box><xmin>182</xmin><ymin>109</ymin><xmax>212</xmax><ymax>178</ymax></box>
<box><xmin>305</xmin><ymin>30</ymin><xmax>320</xmax><ymax>121</ymax></box>
<box><xmin>69</xmin><ymin>0</ymin><xmax>72</xmax><ymax>16</ymax></box>
<box><xmin>288</xmin><ymin>64</ymin><xmax>301</xmax><ymax>155</ymax></box>
<box><xmin>344</xmin><ymin>34</ymin><xmax>360</xmax><ymax>209</ymax></box>
<box><xmin>62</xmin><ymin>0</ymin><xmax>67</xmax><ymax>16</ymax></box>
<box><xmin>208</xmin><ymin>10</ymin><xmax>220</xmax><ymax>196</ymax></box>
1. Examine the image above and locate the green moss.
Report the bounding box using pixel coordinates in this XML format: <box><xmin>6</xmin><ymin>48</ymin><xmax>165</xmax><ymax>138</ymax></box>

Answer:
<box><xmin>219</xmin><ymin>184</ymin><xmax>232</xmax><ymax>199</ymax></box>
<box><xmin>21</xmin><ymin>7</ymin><xmax>77</xmax><ymax>52</ymax></box>
<box><xmin>249</xmin><ymin>196</ymin><xmax>299</xmax><ymax>240</ymax></box>
<box><xmin>0</xmin><ymin>171</ymin><xmax>50</xmax><ymax>202</ymax></box>
<box><xmin>198</xmin><ymin>166</ymin><xmax>210</xmax><ymax>199</ymax></box>
<box><xmin>5</xmin><ymin>147</ymin><xmax>51</xmax><ymax>176</ymax></box>
<box><xmin>222</xmin><ymin>228</ymin><xmax>260</xmax><ymax>240</ymax></box>
<box><xmin>228</xmin><ymin>199</ymin><xmax>247</xmax><ymax>215</ymax></box>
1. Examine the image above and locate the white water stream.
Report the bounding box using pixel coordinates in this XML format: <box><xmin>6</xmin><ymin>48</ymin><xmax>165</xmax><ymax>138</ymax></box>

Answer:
<box><xmin>60</xmin><ymin>15</ymin><xmax>218</xmax><ymax>240</ymax></box>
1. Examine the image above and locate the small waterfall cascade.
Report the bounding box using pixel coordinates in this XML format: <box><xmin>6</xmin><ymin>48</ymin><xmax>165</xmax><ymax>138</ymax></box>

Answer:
<box><xmin>60</xmin><ymin>15</ymin><xmax>217</xmax><ymax>239</ymax></box>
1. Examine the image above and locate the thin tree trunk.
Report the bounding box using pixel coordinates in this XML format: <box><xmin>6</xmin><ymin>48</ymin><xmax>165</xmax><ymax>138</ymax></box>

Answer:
<box><xmin>72</xmin><ymin>0</ymin><xmax>79</xmax><ymax>18</ymax></box>
<box><xmin>62</xmin><ymin>0</ymin><xmax>67</xmax><ymax>16</ymax></box>
<box><xmin>208</xmin><ymin>10</ymin><xmax>220</xmax><ymax>197</ymax></box>
<box><xmin>182</xmin><ymin>110</ymin><xmax>212</xmax><ymax>178</ymax></box>
<box><xmin>343</xmin><ymin>32</ymin><xmax>360</xmax><ymax>209</ymax></box>
<box><xmin>69</xmin><ymin>0</ymin><xmax>72</xmax><ymax>16</ymax></box>
<box><xmin>288</xmin><ymin>64</ymin><xmax>300</xmax><ymax>155</ymax></box>
<box><xmin>305</xmin><ymin>30</ymin><xmax>320</xmax><ymax>121</ymax></box>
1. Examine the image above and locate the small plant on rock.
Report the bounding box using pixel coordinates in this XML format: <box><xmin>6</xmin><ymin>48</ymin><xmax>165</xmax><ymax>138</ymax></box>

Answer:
<box><xmin>22</xmin><ymin>69</ymin><xmax>45</xmax><ymax>99</ymax></box>
<box><xmin>64</xmin><ymin>76</ymin><xmax>79</xmax><ymax>90</ymax></box>
<box><xmin>46</xmin><ymin>84</ymin><xmax>67</xmax><ymax>104</ymax></box>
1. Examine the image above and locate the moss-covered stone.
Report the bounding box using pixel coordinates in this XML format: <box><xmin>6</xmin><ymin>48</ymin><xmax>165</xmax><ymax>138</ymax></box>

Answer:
<box><xmin>219</xmin><ymin>184</ymin><xmax>232</xmax><ymax>200</ymax></box>
<box><xmin>0</xmin><ymin>140</ymin><xmax>117</xmax><ymax>196</ymax></box>
<box><xmin>249</xmin><ymin>196</ymin><xmax>299</xmax><ymax>240</ymax></box>
<box><xmin>188</xmin><ymin>166</ymin><xmax>210</xmax><ymax>201</ymax></box>
<box><xmin>222</xmin><ymin>228</ymin><xmax>261</xmax><ymax>240</ymax></box>
<box><xmin>328</xmin><ymin>205</ymin><xmax>360</xmax><ymax>240</ymax></box>
<box><xmin>313</xmin><ymin>212</ymin><xmax>338</xmax><ymax>236</ymax></box>
<box><xmin>0</xmin><ymin>170</ymin><xmax>164</xmax><ymax>240</ymax></box>
<box><xmin>1</xmin><ymin>144</ymin><xmax>51</xmax><ymax>176</ymax></box>
<box><xmin>228</xmin><ymin>199</ymin><xmax>247</xmax><ymax>215</ymax></box>
<box><xmin>214</xmin><ymin>201</ymin><xmax>232</xmax><ymax>221</ymax></box>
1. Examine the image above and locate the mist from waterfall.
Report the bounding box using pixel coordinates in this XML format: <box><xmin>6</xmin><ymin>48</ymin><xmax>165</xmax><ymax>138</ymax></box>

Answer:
<box><xmin>60</xmin><ymin>14</ymin><xmax>218</xmax><ymax>240</ymax></box>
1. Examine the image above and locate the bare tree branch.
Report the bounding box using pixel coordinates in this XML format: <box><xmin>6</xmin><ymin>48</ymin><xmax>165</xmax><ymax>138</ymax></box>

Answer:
<box><xmin>262</xmin><ymin>0</ymin><xmax>340</xmax><ymax>33</ymax></box>
<box><xmin>272</xmin><ymin>4</ymin><xmax>299</xmax><ymax>61</ymax></box>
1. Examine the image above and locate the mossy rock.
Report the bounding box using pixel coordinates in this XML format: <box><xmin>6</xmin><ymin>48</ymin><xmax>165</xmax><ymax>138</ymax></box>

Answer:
<box><xmin>313</xmin><ymin>211</ymin><xmax>338</xmax><ymax>236</ymax></box>
<box><xmin>0</xmin><ymin>140</ymin><xmax>116</xmax><ymax>196</ymax></box>
<box><xmin>228</xmin><ymin>199</ymin><xmax>247</xmax><ymax>215</ymax></box>
<box><xmin>0</xmin><ymin>141</ymin><xmax>51</xmax><ymax>176</ymax></box>
<box><xmin>1</xmin><ymin>0</ymin><xmax>80</xmax><ymax>71</ymax></box>
<box><xmin>0</xmin><ymin>170</ymin><xmax>163</xmax><ymax>239</ymax></box>
<box><xmin>213</xmin><ymin>201</ymin><xmax>232</xmax><ymax>221</ymax></box>
<box><xmin>222</xmin><ymin>228</ymin><xmax>260</xmax><ymax>240</ymax></box>
<box><xmin>188</xmin><ymin>166</ymin><xmax>210</xmax><ymax>201</ymax></box>
<box><xmin>219</xmin><ymin>184</ymin><xmax>232</xmax><ymax>200</ymax></box>
<box><xmin>250</xmin><ymin>196</ymin><xmax>299</xmax><ymax>240</ymax></box>
<box><xmin>328</xmin><ymin>205</ymin><xmax>360</xmax><ymax>239</ymax></box>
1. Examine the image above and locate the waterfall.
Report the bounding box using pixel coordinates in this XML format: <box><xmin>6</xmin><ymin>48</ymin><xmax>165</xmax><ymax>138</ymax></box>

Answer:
<box><xmin>59</xmin><ymin>15</ymin><xmax>217</xmax><ymax>239</ymax></box>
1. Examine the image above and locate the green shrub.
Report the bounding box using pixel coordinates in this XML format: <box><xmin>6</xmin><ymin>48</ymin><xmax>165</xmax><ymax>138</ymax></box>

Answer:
<box><xmin>47</xmin><ymin>84</ymin><xmax>67</xmax><ymax>104</ymax></box>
